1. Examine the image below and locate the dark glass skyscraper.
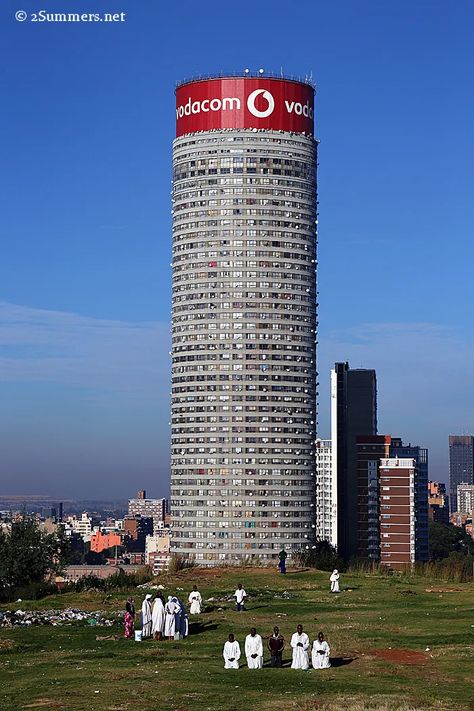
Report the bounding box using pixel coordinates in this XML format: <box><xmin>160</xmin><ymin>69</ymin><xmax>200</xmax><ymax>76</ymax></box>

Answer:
<box><xmin>331</xmin><ymin>362</ymin><xmax>377</xmax><ymax>560</ymax></box>
<box><xmin>449</xmin><ymin>435</ymin><xmax>474</xmax><ymax>513</ymax></box>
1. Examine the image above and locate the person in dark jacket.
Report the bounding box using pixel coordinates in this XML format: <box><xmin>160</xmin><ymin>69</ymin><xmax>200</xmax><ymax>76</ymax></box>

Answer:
<box><xmin>267</xmin><ymin>625</ymin><xmax>285</xmax><ymax>667</ymax></box>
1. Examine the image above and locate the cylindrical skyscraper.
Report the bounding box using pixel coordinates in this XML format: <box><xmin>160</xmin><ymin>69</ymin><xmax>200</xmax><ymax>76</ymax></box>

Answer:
<box><xmin>170</xmin><ymin>74</ymin><xmax>318</xmax><ymax>564</ymax></box>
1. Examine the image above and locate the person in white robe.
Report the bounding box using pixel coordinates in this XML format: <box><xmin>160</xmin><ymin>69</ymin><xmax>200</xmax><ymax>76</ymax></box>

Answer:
<box><xmin>245</xmin><ymin>627</ymin><xmax>263</xmax><ymax>669</ymax></box>
<box><xmin>290</xmin><ymin>624</ymin><xmax>310</xmax><ymax>669</ymax></box>
<box><xmin>312</xmin><ymin>631</ymin><xmax>331</xmax><ymax>669</ymax></box>
<box><xmin>188</xmin><ymin>585</ymin><xmax>202</xmax><ymax>615</ymax></box>
<box><xmin>223</xmin><ymin>633</ymin><xmax>241</xmax><ymax>669</ymax></box>
<box><xmin>330</xmin><ymin>569</ymin><xmax>340</xmax><ymax>593</ymax></box>
<box><xmin>164</xmin><ymin>596</ymin><xmax>177</xmax><ymax>639</ymax></box>
<box><xmin>151</xmin><ymin>592</ymin><xmax>165</xmax><ymax>640</ymax></box>
<box><xmin>141</xmin><ymin>594</ymin><xmax>153</xmax><ymax>639</ymax></box>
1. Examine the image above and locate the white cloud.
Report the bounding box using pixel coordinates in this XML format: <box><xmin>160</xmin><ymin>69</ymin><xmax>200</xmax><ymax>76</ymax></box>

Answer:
<box><xmin>0</xmin><ymin>301</ymin><xmax>170</xmax><ymax>393</ymax></box>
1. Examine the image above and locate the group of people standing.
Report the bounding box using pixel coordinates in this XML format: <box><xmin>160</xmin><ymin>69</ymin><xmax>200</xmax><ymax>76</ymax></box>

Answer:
<box><xmin>125</xmin><ymin>588</ymin><xmax>203</xmax><ymax>640</ymax></box>
<box><xmin>223</xmin><ymin>625</ymin><xmax>331</xmax><ymax>670</ymax></box>
<box><xmin>140</xmin><ymin>593</ymin><xmax>189</xmax><ymax>640</ymax></box>
<box><xmin>124</xmin><ymin>576</ymin><xmax>338</xmax><ymax>669</ymax></box>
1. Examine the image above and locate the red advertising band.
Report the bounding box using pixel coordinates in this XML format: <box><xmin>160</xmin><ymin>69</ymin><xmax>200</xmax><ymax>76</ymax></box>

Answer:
<box><xmin>175</xmin><ymin>78</ymin><xmax>315</xmax><ymax>137</ymax></box>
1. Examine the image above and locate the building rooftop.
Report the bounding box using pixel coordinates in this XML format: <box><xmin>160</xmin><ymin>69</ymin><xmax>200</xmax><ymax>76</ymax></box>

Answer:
<box><xmin>176</xmin><ymin>70</ymin><xmax>316</xmax><ymax>90</ymax></box>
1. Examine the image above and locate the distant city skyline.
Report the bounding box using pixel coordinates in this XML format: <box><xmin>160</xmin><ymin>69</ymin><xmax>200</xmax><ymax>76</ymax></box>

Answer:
<box><xmin>1</xmin><ymin>1</ymin><xmax>474</xmax><ymax>498</ymax></box>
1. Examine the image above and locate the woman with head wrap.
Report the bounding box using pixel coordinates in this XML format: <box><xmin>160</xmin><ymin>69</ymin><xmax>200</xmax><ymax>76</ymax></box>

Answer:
<box><xmin>164</xmin><ymin>596</ymin><xmax>177</xmax><ymax>640</ymax></box>
<box><xmin>188</xmin><ymin>585</ymin><xmax>202</xmax><ymax>615</ymax></box>
<box><xmin>141</xmin><ymin>594</ymin><xmax>153</xmax><ymax>639</ymax></box>
<box><xmin>151</xmin><ymin>591</ymin><xmax>165</xmax><ymax>640</ymax></box>
<box><xmin>176</xmin><ymin>598</ymin><xmax>189</xmax><ymax>639</ymax></box>
<box><xmin>124</xmin><ymin>597</ymin><xmax>135</xmax><ymax>639</ymax></box>
<box><xmin>329</xmin><ymin>569</ymin><xmax>340</xmax><ymax>593</ymax></box>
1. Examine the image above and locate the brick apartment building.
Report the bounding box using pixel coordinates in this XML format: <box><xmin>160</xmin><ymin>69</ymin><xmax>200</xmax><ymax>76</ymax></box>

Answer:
<box><xmin>378</xmin><ymin>458</ymin><xmax>418</xmax><ymax>570</ymax></box>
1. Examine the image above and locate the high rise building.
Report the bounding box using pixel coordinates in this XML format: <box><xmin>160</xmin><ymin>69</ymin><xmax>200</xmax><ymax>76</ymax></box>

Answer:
<box><xmin>449</xmin><ymin>435</ymin><xmax>474</xmax><ymax>511</ymax></box>
<box><xmin>390</xmin><ymin>438</ymin><xmax>429</xmax><ymax>561</ymax></box>
<box><xmin>170</xmin><ymin>73</ymin><xmax>318</xmax><ymax>564</ymax></box>
<box><xmin>331</xmin><ymin>362</ymin><xmax>377</xmax><ymax>559</ymax></box>
<box><xmin>379</xmin><ymin>458</ymin><xmax>420</xmax><ymax>570</ymax></box>
<box><xmin>356</xmin><ymin>435</ymin><xmax>391</xmax><ymax>559</ymax></box>
<box><xmin>128</xmin><ymin>493</ymin><xmax>167</xmax><ymax>531</ymax></box>
<box><xmin>315</xmin><ymin>439</ymin><xmax>334</xmax><ymax>544</ymax></box>
<box><xmin>354</xmin><ymin>437</ymin><xmax>429</xmax><ymax>564</ymax></box>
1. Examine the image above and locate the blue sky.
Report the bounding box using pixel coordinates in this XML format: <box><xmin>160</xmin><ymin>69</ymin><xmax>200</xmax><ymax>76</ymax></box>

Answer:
<box><xmin>1</xmin><ymin>0</ymin><xmax>473</xmax><ymax>497</ymax></box>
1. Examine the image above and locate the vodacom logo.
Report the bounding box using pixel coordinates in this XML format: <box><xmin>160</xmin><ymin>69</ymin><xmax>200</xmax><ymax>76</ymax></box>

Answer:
<box><xmin>246</xmin><ymin>88</ymin><xmax>275</xmax><ymax>118</ymax></box>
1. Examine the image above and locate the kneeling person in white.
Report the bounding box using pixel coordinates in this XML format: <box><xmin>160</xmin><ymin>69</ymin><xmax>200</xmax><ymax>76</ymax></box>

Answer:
<box><xmin>312</xmin><ymin>631</ymin><xmax>331</xmax><ymax>669</ymax></box>
<box><xmin>291</xmin><ymin>624</ymin><xmax>310</xmax><ymax>669</ymax></box>
<box><xmin>223</xmin><ymin>633</ymin><xmax>241</xmax><ymax>669</ymax></box>
<box><xmin>245</xmin><ymin>627</ymin><xmax>263</xmax><ymax>669</ymax></box>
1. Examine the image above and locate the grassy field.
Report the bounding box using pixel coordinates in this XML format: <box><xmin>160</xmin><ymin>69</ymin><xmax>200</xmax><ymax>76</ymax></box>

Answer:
<box><xmin>0</xmin><ymin>567</ymin><xmax>473</xmax><ymax>711</ymax></box>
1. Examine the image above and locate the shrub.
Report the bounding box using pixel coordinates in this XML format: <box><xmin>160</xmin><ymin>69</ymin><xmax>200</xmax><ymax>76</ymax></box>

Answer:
<box><xmin>168</xmin><ymin>554</ymin><xmax>195</xmax><ymax>574</ymax></box>
<box><xmin>294</xmin><ymin>541</ymin><xmax>344</xmax><ymax>571</ymax></box>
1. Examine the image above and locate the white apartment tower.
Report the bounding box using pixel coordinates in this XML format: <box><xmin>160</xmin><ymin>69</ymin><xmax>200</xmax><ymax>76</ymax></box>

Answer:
<box><xmin>170</xmin><ymin>74</ymin><xmax>318</xmax><ymax>564</ymax></box>
<box><xmin>315</xmin><ymin>439</ymin><xmax>335</xmax><ymax>544</ymax></box>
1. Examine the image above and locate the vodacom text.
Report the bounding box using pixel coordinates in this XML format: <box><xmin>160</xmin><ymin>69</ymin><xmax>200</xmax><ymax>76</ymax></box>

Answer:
<box><xmin>176</xmin><ymin>90</ymin><xmax>313</xmax><ymax>121</ymax></box>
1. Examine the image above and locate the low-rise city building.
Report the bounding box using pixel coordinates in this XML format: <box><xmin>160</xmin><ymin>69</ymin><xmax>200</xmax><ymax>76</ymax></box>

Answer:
<box><xmin>64</xmin><ymin>513</ymin><xmax>93</xmax><ymax>541</ymax></box>
<box><xmin>90</xmin><ymin>530</ymin><xmax>122</xmax><ymax>553</ymax></box>
<box><xmin>428</xmin><ymin>481</ymin><xmax>449</xmax><ymax>523</ymax></box>
<box><xmin>457</xmin><ymin>483</ymin><xmax>474</xmax><ymax>515</ymax></box>
<box><xmin>128</xmin><ymin>490</ymin><xmax>168</xmax><ymax>531</ymax></box>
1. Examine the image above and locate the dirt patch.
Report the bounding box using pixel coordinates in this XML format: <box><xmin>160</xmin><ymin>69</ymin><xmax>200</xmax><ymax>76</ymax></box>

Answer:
<box><xmin>195</xmin><ymin>566</ymin><xmax>278</xmax><ymax>578</ymax></box>
<box><xmin>23</xmin><ymin>701</ymin><xmax>67</xmax><ymax>709</ymax></box>
<box><xmin>0</xmin><ymin>638</ymin><xmax>15</xmax><ymax>650</ymax></box>
<box><xmin>258</xmin><ymin>695</ymin><xmax>459</xmax><ymax>711</ymax></box>
<box><xmin>369</xmin><ymin>648</ymin><xmax>429</xmax><ymax>665</ymax></box>
<box><xmin>425</xmin><ymin>588</ymin><xmax>463</xmax><ymax>593</ymax></box>
<box><xmin>95</xmin><ymin>635</ymin><xmax>120</xmax><ymax>641</ymax></box>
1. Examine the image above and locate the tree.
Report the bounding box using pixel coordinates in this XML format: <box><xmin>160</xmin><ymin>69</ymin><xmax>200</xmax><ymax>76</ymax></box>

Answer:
<box><xmin>0</xmin><ymin>516</ymin><xmax>69</xmax><ymax>600</ymax></box>
<box><xmin>294</xmin><ymin>541</ymin><xmax>344</xmax><ymax>571</ymax></box>
<box><xmin>429</xmin><ymin>521</ymin><xmax>474</xmax><ymax>560</ymax></box>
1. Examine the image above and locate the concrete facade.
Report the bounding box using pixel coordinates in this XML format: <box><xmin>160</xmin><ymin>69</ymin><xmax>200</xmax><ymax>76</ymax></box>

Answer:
<box><xmin>170</xmin><ymin>84</ymin><xmax>318</xmax><ymax>563</ymax></box>
<box><xmin>315</xmin><ymin>439</ymin><xmax>334</xmax><ymax>544</ymax></box>
<box><xmin>128</xmin><ymin>496</ymin><xmax>167</xmax><ymax>530</ymax></box>
<box><xmin>457</xmin><ymin>484</ymin><xmax>474</xmax><ymax>515</ymax></box>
